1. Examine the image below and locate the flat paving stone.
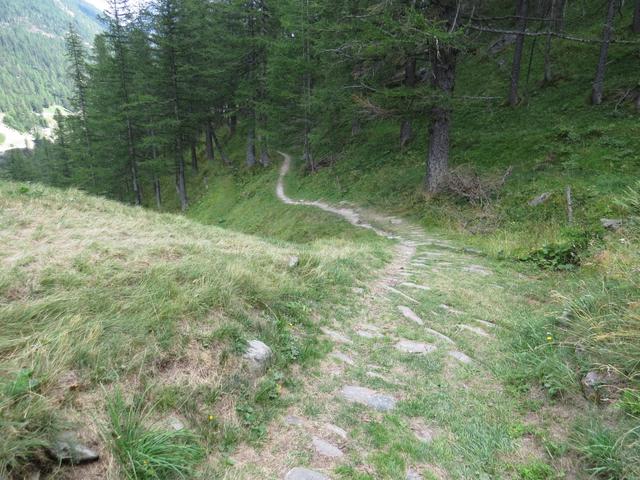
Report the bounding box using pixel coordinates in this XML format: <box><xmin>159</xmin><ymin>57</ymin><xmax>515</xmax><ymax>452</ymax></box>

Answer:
<box><xmin>463</xmin><ymin>264</ymin><xmax>492</xmax><ymax>276</ymax></box>
<box><xmin>321</xmin><ymin>327</ymin><xmax>353</xmax><ymax>344</ymax></box>
<box><xmin>401</xmin><ymin>282</ymin><xmax>431</xmax><ymax>291</ymax></box>
<box><xmin>285</xmin><ymin>467</ymin><xmax>330</xmax><ymax>480</ymax></box>
<box><xmin>440</xmin><ymin>304</ymin><xmax>464</xmax><ymax>316</ymax></box>
<box><xmin>312</xmin><ymin>436</ymin><xmax>344</xmax><ymax>458</ymax></box>
<box><xmin>385</xmin><ymin>285</ymin><xmax>419</xmax><ymax>303</ymax></box>
<box><xmin>340</xmin><ymin>385</ymin><xmax>397</xmax><ymax>411</ymax></box>
<box><xmin>397</xmin><ymin>306</ymin><xmax>424</xmax><ymax>325</ymax></box>
<box><xmin>395</xmin><ymin>340</ymin><xmax>436</xmax><ymax>354</ymax></box>
<box><xmin>323</xmin><ymin>423</ymin><xmax>348</xmax><ymax>439</ymax></box>
<box><xmin>285</xmin><ymin>415</ymin><xmax>306</xmax><ymax>426</ymax></box>
<box><xmin>424</xmin><ymin>327</ymin><xmax>455</xmax><ymax>344</ymax></box>
<box><xmin>458</xmin><ymin>324</ymin><xmax>491</xmax><ymax>337</ymax></box>
<box><xmin>331</xmin><ymin>352</ymin><xmax>355</xmax><ymax>366</ymax></box>
<box><xmin>448</xmin><ymin>350</ymin><xmax>473</xmax><ymax>364</ymax></box>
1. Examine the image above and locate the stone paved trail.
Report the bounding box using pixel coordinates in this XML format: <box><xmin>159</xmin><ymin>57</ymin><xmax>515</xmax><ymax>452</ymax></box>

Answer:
<box><xmin>228</xmin><ymin>153</ymin><xmax>553</xmax><ymax>479</ymax></box>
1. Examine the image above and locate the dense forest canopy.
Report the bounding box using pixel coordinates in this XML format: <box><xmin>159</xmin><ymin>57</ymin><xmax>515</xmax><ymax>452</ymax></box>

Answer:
<box><xmin>0</xmin><ymin>0</ymin><xmax>102</xmax><ymax>132</ymax></box>
<box><xmin>2</xmin><ymin>0</ymin><xmax>639</xmax><ymax>205</ymax></box>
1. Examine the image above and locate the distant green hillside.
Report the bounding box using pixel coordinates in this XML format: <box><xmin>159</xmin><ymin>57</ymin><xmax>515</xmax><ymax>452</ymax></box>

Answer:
<box><xmin>0</xmin><ymin>0</ymin><xmax>101</xmax><ymax>132</ymax></box>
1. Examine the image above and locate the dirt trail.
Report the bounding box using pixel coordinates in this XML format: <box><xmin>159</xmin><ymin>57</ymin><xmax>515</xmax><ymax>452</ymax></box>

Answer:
<box><xmin>227</xmin><ymin>153</ymin><xmax>555</xmax><ymax>479</ymax></box>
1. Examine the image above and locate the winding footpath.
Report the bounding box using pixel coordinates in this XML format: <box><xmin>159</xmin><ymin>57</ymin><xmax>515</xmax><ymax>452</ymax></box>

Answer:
<box><xmin>229</xmin><ymin>153</ymin><xmax>551</xmax><ymax>479</ymax></box>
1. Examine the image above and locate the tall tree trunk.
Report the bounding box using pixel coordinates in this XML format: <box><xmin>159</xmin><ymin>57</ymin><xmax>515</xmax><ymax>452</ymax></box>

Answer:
<box><xmin>259</xmin><ymin>136</ymin><xmax>270</xmax><ymax>166</ymax></box>
<box><xmin>400</xmin><ymin>57</ymin><xmax>417</xmax><ymax>149</ymax></box>
<box><xmin>246</xmin><ymin>122</ymin><xmax>256</xmax><ymax>167</ymax></box>
<box><xmin>425</xmin><ymin>46</ymin><xmax>457</xmax><ymax>194</ymax></box>
<box><xmin>190</xmin><ymin>142</ymin><xmax>198</xmax><ymax>172</ymax></box>
<box><xmin>229</xmin><ymin>114</ymin><xmax>237</xmax><ymax>137</ymax></box>
<box><xmin>205</xmin><ymin>121</ymin><xmax>214</xmax><ymax>163</ymax></box>
<box><xmin>303</xmin><ymin>124</ymin><xmax>314</xmax><ymax>172</ymax></box>
<box><xmin>633</xmin><ymin>0</ymin><xmax>640</xmax><ymax>33</ymax></box>
<box><xmin>126</xmin><ymin>117</ymin><xmax>142</xmax><ymax>206</ymax></box>
<box><xmin>509</xmin><ymin>0</ymin><xmax>528</xmax><ymax>106</ymax></box>
<box><xmin>592</xmin><ymin>0</ymin><xmax>617</xmax><ymax>105</ymax></box>
<box><xmin>543</xmin><ymin>0</ymin><xmax>565</xmax><ymax>84</ymax></box>
<box><xmin>212</xmin><ymin>129</ymin><xmax>231</xmax><ymax>166</ymax></box>
<box><xmin>154</xmin><ymin>177</ymin><xmax>162</xmax><ymax>210</ymax></box>
<box><xmin>176</xmin><ymin>143</ymin><xmax>187</xmax><ymax>211</ymax></box>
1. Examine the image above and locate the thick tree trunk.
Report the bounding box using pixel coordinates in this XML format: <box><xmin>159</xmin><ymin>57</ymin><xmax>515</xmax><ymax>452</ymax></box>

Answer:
<box><xmin>154</xmin><ymin>177</ymin><xmax>162</xmax><ymax>210</ymax></box>
<box><xmin>633</xmin><ymin>0</ymin><xmax>640</xmax><ymax>33</ymax></box>
<box><xmin>425</xmin><ymin>47</ymin><xmax>457</xmax><ymax>194</ymax></box>
<box><xmin>190</xmin><ymin>142</ymin><xmax>198</xmax><ymax>172</ymax></box>
<box><xmin>246</xmin><ymin>125</ymin><xmax>256</xmax><ymax>167</ymax></box>
<box><xmin>205</xmin><ymin>121</ymin><xmax>214</xmax><ymax>163</ymax></box>
<box><xmin>212</xmin><ymin>129</ymin><xmax>231</xmax><ymax>166</ymax></box>
<box><xmin>509</xmin><ymin>0</ymin><xmax>528</xmax><ymax>106</ymax></box>
<box><xmin>592</xmin><ymin>0</ymin><xmax>617</xmax><ymax>105</ymax></box>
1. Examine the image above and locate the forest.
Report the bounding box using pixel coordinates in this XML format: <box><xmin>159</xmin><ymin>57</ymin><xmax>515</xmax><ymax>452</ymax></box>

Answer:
<box><xmin>5</xmin><ymin>0</ymin><xmax>637</xmax><ymax>208</ymax></box>
<box><xmin>2</xmin><ymin>0</ymin><xmax>640</xmax><ymax>479</ymax></box>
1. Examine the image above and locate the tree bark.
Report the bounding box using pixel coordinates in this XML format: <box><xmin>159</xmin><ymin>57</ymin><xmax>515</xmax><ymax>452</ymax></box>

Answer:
<box><xmin>154</xmin><ymin>177</ymin><xmax>162</xmax><ymax>210</ymax></box>
<box><xmin>190</xmin><ymin>142</ymin><xmax>198</xmax><ymax>172</ymax></box>
<box><xmin>303</xmin><ymin>124</ymin><xmax>314</xmax><ymax>172</ymax></box>
<box><xmin>212</xmin><ymin>129</ymin><xmax>232</xmax><ymax>166</ymax></box>
<box><xmin>425</xmin><ymin>46</ymin><xmax>457</xmax><ymax>194</ymax></box>
<box><xmin>633</xmin><ymin>0</ymin><xmax>640</xmax><ymax>33</ymax></box>
<box><xmin>400</xmin><ymin>119</ymin><xmax>413</xmax><ymax>150</ymax></box>
<box><xmin>592</xmin><ymin>0</ymin><xmax>617</xmax><ymax>105</ymax></box>
<box><xmin>246</xmin><ymin>123</ymin><xmax>256</xmax><ymax>167</ymax></box>
<box><xmin>509</xmin><ymin>0</ymin><xmax>528</xmax><ymax>106</ymax></box>
<box><xmin>176</xmin><ymin>145</ymin><xmax>187</xmax><ymax>211</ymax></box>
<box><xmin>229</xmin><ymin>114</ymin><xmax>237</xmax><ymax>137</ymax></box>
<box><xmin>259</xmin><ymin>136</ymin><xmax>270</xmax><ymax>166</ymax></box>
<box><xmin>543</xmin><ymin>0</ymin><xmax>566</xmax><ymax>84</ymax></box>
<box><xmin>205</xmin><ymin>121</ymin><xmax>215</xmax><ymax>163</ymax></box>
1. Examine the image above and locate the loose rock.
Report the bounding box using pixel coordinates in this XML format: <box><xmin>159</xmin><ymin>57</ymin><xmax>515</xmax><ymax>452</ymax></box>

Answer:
<box><xmin>406</xmin><ymin>469</ymin><xmax>423</xmax><ymax>480</ymax></box>
<box><xmin>323</xmin><ymin>423</ymin><xmax>348</xmax><ymax>440</ymax></box>
<box><xmin>48</xmin><ymin>431</ymin><xmax>99</xmax><ymax>465</ymax></box>
<box><xmin>285</xmin><ymin>467</ymin><xmax>330</xmax><ymax>480</ymax></box>
<box><xmin>285</xmin><ymin>415</ymin><xmax>305</xmax><ymax>426</ymax></box>
<box><xmin>528</xmin><ymin>192</ymin><xmax>552</xmax><ymax>207</ymax></box>
<box><xmin>341</xmin><ymin>385</ymin><xmax>397</xmax><ymax>411</ymax></box>
<box><xmin>581</xmin><ymin>370</ymin><xmax>621</xmax><ymax>403</ymax></box>
<box><xmin>331</xmin><ymin>351</ymin><xmax>355</xmax><ymax>366</ymax></box>
<box><xmin>458</xmin><ymin>324</ymin><xmax>490</xmax><ymax>337</ymax></box>
<box><xmin>243</xmin><ymin>340</ymin><xmax>272</xmax><ymax>373</ymax></box>
<box><xmin>288</xmin><ymin>256</ymin><xmax>300</xmax><ymax>268</ymax></box>
<box><xmin>600</xmin><ymin>218</ymin><xmax>622</xmax><ymax>231</ymax></box>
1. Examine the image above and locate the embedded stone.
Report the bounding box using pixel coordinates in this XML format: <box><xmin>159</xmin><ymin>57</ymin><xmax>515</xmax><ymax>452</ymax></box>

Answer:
<box><xmin>288</xmin><ymin>256</ymin><xmax>300</xmax><ymax>268</ymax></box>
<box><xmin>397</xmin><ymin>306</ymin><xmax>424</xmax><ymax>325</ymax></box>
<box><xmin>600</xmin><ymin>218</ymin><xmax>622</xmax><ymax>230</ymax></box>
<box><xmin>321</xmin><ymin>327</ymin><xmax>353</xmax><ymax>344</ymax></box>
<box><xmin>331</xmin><ymin>351</ymin><xmax>355</xmax><ymax>366</ymax></box>
<box><xmin>448</xmin><ymin>350</ymin><xmax>473</xmax><ymax>364</ymax></box>
<box><xmin>401</xmin><ymin>282</ymin><xmax>431</xmax><ymax>291</ymax></box>
<box><xmin>528</xmin><ymin>192</ymin><xmax>551</xmax><ymax>207</ymax></box>
<box><xmin>323</xmin><ymin>423</ymin><xmax>347</xmax><ymax>439</ymax></box>
<box><xmin>395</xmin><ymin>340</ymin><xmax>436</xmax><ymax>354</ymax></box>
<box><xmin>340</xmin><ymin>385</ymin><xmax>396</xmax><ymax>411</ymax></box>
<box><xmin>312</xmin><ymin>436</ymin><xmax>344</xmax><ymax>458</ymax></box>
<box><xmin>284</xmin><ymin>467</ymin><xmax>329</xmax><ymax>480</ymax></box>
<box><xmin>48</xmin><ymin>431</ymin><xmax>99</xmax><ymax>465</ymax></box>
<box><xmin>458</xmin><ymin>324</ymin><xmax>490</xmax><ymax>337</ymax></box>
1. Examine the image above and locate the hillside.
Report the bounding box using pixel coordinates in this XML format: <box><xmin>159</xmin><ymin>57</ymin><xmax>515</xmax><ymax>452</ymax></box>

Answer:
<box><xmin>0</xmin><ymin>0</ymin><xmax>101</xmax><ymax>132</ymax></box>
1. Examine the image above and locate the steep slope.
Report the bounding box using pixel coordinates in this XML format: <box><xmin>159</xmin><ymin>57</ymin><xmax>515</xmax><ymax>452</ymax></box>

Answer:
<box><xmin>0</xmin><ymin>0</ymin><xmax>101</xmax><ymax>132</ymax></box>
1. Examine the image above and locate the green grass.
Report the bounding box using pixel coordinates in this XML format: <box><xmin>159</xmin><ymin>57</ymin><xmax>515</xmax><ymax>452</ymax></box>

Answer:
<box><xmin>105</xmin><ymin>389</ymin><xmax>204</xmax><ymax>480</ymax></box>
<box><xmin>0</xmin><ymin>180</ymin><xmax>388</xmax><ymax>477</ymax></box>
<box><xmin>0</xmin><ymin>132</ymin><xmax>5</xmax><ymax>145</ymax></box>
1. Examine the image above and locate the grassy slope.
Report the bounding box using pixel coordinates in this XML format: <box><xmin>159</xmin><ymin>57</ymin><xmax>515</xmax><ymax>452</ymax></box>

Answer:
<box><xmin>161</xmin><ymin>4</ymin><xmax>640</xmax><ymax>477</ymax></box>
<box><xmin>0</xmin><ymin>180</ymin><xmax>388</xmax><ymax>477</ymax></box>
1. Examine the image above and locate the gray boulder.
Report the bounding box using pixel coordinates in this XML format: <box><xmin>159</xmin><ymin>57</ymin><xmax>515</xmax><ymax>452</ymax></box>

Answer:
<box><xmin>528</xmin><ymin>192</ymin><xmax>552</xmax><ymax>207</ymax></box>
<box><xmin>600</xmin><ymin>218</ymin><xmax>622</xmax><ymax>230</ymax></box>
<box><xmin>285</xmin><ymin>467</ymin><xmax>330</xmax><ymax>480</ymax></box>
<box><xmin>243</xmin><ymin>340</ymin><xmax>272</xmax><ymax>373</ymax></box>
